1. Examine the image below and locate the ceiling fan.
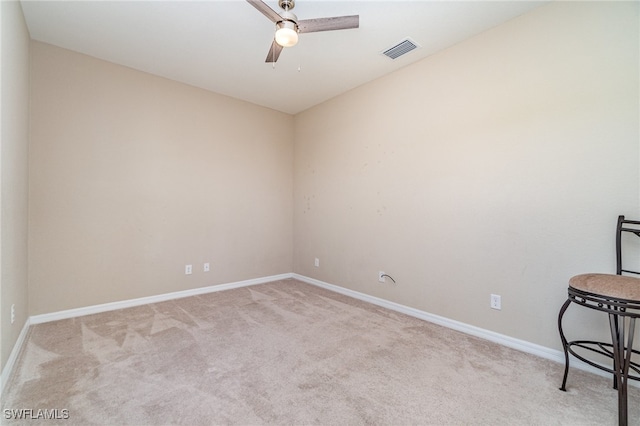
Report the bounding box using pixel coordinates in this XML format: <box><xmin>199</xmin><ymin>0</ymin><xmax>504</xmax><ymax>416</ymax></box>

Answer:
<box><xmin>247</xmin><ymin>0</ymin><xmax>359</xmax><ymax>63</ymax></box>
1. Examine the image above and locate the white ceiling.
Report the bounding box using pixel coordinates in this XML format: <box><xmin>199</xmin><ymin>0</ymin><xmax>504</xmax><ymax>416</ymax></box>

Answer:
<box><xmin>20</xmin><ymin>0</ymin><xmax>548</xmax><ymax>115</ymax></box>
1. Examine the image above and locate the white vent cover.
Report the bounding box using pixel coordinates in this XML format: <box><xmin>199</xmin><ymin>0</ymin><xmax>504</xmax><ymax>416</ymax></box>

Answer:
<box><xmin>382</xmin><ymin>38</ymin><xmax>420</xmax><ymax>60</ymax></box>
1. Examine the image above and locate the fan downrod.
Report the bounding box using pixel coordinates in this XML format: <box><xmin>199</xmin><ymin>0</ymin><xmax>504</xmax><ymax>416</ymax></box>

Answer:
<box><xmin>278</xmin><ymin>0</ymin><xmax>294</xmax><ymax>11</ymax></box>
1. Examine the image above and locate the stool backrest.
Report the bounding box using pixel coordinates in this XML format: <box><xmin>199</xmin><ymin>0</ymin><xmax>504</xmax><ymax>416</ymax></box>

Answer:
<box><xmin>616</xmin><ymin>215</ymin><xmax>640</xmax><ymax>276</ymax></box>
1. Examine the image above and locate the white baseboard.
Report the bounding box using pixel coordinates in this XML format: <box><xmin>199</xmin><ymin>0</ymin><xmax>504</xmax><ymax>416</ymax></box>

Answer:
<box><xmin>3</xmin><ymin>271</ymin><xmax>613</xmax><ymax>400</ymax></box>
<box><xmin>30</xmin><ymin>273</ymin><xmax>293</xmax><ymax>325</ymax></box>
<box><xmin>1</xmin><ymin>318</ymin><xmax>31</xmax><ymax>397</ymax></box>
<box><xmin>293</xmin><ymin>273</ymin><xmax>613</xmax><ymax>382</ymax></box>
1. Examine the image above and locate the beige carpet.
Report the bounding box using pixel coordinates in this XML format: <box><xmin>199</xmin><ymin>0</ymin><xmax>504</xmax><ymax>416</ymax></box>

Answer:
<box><xmin>2</xmin><ymin>278</ymin><xmax>638</xmax><ymax>425</ymax></box>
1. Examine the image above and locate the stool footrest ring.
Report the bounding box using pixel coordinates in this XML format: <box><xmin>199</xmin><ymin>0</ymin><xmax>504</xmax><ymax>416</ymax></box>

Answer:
<box><xmin>566</xmin><ymin>340</ymin><xmax>640</xmax><ymax>380</ymax></box>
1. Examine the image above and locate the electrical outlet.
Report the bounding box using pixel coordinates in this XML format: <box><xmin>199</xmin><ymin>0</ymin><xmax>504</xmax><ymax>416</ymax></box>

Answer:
<box><xmin>378</xmin><ymin>271</ymin><xmax>386</xmax><ymax>283</ymax></box>
<box><xmin>11</xmin><ymin>304</ymin><xmax>15</xmax><ymax>324</ymax></box>
<box><xmin>314</xmin><ymin>258</ymin><xmax>320</xmax><ymax>267</ymax></box>
<box><xmin>490</xmin><ymin>294</ymin><xmax>501</xmax><ymax>310</ymax></box>
<box><xmin>185</xmin><ymin>264</ymin><xmax>192</xmax><ymax>275</ymax></box>
<box><xmin>204</xmin><ymin>262</ymin><xmax>210</xmax><ymax>272</ymax></box>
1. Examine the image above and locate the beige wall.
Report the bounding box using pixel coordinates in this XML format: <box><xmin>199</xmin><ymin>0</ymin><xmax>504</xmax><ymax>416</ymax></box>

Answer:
<box><xmin>29</xmin><ymin>42</ymin><xmax>294</xmax><ymax>315</ymax></box>
<box><xmin>1</xmin><ymin>1</ymin><xmax>30</xmax><ymax>372</ymax></box>
<box><xmin>293</xmin><ymin>1</ymin><xmax>639</xmax><ymax>350</ymax></box>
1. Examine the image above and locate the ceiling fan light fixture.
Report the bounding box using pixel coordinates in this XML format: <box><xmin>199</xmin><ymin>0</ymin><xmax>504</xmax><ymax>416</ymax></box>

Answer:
<box><xmin>247</xmin><ymin>0</ymin><xmax>359</xmax><ymax>63</ymax></box>
<box><xmin>275</xmin><ymin>20</ymin><xmax>298</xmax><ymax>47</ymax></box>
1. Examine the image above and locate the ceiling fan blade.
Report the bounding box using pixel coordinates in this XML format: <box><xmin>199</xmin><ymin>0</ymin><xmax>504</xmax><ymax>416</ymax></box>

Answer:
<box><xmin>265</xmin><ymin>40</ymin><xmax>284</xmax><ymax>63</ymax></box>
<box><xmin>298</xmin><ymin>15</ymin><xmax>359</xmax><ymax>34</ymax></box>
<box><xmin>246</xmin><ymin>0</ymin><xmax>282</xmax><ymax>23</ymax></box>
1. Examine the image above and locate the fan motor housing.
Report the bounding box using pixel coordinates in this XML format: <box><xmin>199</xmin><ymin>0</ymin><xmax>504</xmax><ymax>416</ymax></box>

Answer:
<box><xmin>278</xmin><ymin>11</ymin><xmax>298</xmax><ymax>26</ymax></box>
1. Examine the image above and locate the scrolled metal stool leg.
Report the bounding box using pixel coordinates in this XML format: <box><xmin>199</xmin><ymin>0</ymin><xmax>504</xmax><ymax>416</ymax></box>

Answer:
<box><xmin>612</xmin><ymin>313</ymin><xmax>619</xmax><ymax>390</ymax></box>
<box><xmin>609</xmin><ymin>313</ymin><xmax>635</xmax><ymax>426</ymax></box>
<box><xmin>558</xmin><ymin>298</ymin><xmax>572</xmax><ymax>391</ymax></box>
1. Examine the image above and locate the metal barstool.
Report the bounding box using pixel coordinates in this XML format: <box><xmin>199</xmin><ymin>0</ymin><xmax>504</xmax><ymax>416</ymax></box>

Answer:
<box><xmin>558</xmin><ymin>215</ymin><xmax>640</xmax><ymax>426</ymax></box>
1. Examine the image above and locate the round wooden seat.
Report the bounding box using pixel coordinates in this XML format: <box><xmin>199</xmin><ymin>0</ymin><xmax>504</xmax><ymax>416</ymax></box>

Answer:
<box><xmin>569</xmin><ymin>273</ymin><xmax>640</xmax><ymax>303</ymax></box>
